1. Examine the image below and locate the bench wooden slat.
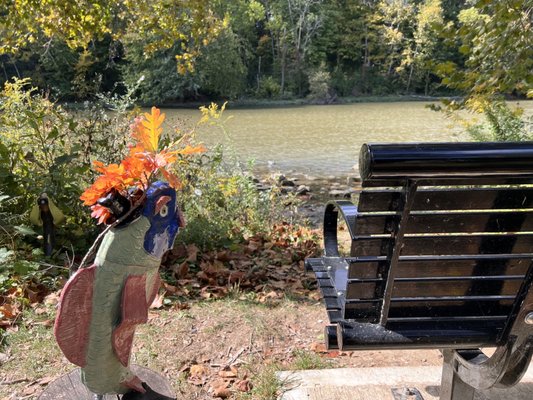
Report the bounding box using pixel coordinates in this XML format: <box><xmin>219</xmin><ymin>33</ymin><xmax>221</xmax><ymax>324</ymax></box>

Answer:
<box><xmin>345</xmin><ymin>298</ymin><xmax>515</xmax><ymax>320</ymax></box>
<box><xmin>348</xmin><ymin>259</ymin><xmax>531</xmax><ymax>279</ymax></box>
<box><xmin>354</xmin><ymin>211</ymin><xmax>533</xmax><ymax>235</ymax></box>
<box><xmin>347</xmin><ymin>278</ymin><xmax>522</xmax><ymax>300</ymax></box>
<box><xmin>351</xmin><ymin>234</ymin><xmax>533</xmax><ymax>256</ymax></box>
<box><xmin>361</xmin><ymin>176</ymin><xmax>533</xmax><ymax>188</ymax></box>
<box><xmin>357</xmin><ymin>188</ymin><xmax>533</xmax><ymax>212</ymax></box>
<box><xmin>338</xmin><ymin>321</ymin><xmax>502</xmax><ymax>350</ymax></box>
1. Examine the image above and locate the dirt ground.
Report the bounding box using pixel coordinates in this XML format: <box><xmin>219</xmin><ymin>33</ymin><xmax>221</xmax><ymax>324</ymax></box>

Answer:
<box><xmin>0</xmin><ymin>295</ymin><xmax>443</xmax><ymax>400</ymax></box>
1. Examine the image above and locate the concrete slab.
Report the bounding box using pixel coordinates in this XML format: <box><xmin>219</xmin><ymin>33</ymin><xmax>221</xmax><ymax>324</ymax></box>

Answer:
<box><xmin>279</xmin><ymin>364</ymin><xmax>533</xmax><ymax>400</ymax></box>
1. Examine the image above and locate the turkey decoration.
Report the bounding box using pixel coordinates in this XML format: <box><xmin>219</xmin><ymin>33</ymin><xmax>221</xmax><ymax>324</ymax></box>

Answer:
<box><xmin>54</xmin><ymin>108</ymin><xmax>204</xmax><ymax>396</ymax></box>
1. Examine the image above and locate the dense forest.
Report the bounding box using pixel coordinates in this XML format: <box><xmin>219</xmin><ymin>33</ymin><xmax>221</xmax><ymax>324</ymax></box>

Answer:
<box><xmin>1</xmin><ymin>0</ymin><xmax>530</xmax><ymax>106</ymax></box>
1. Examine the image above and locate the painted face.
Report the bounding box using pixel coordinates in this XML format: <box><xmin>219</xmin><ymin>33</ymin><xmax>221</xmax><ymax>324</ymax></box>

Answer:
<box><xmin>142</xmin><ymin>181</ymin><xmax>181</xmax><ymax>258</ymax></box>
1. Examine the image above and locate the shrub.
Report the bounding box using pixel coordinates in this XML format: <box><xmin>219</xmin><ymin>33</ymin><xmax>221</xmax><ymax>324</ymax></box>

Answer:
<box><xmin>177</xmin><ymin>148</ymin><xmax>284</xmax><ymax>250</ymax></box>
<box><xmin>308</xmin><ymin>67</ymin><xmax>332</xmax><ymax>102</ymax></box>
<box><xmin>466</xmin><ymin>101</ymin><xmax>532</xmax><ymax>142</ymax></box>
<box><xmin>256</xmin><ymin>76</ymin><xmax>281</xmax><ymax>99</ymax></box>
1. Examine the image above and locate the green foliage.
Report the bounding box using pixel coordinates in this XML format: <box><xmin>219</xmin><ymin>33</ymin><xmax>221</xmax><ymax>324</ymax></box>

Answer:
<box><xmin>121</xmin><ymin>41</ymin><xmax>199</xmax><ymax>104</ymax></box>
<box><xmin>256</xmin><ymin>77</ymin><xmax>281</xmax><ymax>99</ymax></box>
<box><xmin>290</xmin><ymin>349</ymin><xmax>331</xmax><ymax>370</ymax></box>
<box><xmin>178</xmin><ymin>147</ymin><xmax>284</xmax><ymax>250</ymax></box>
<box><xmin>0</xmin><ymin>0</ymin><xmax>225</xmax><ymax>71</ymax></box>
<box><xmin>0</xmin><ymin>78</ymin><xmax>134</xmax><ymax>223</ymax></box>
<box><xmin>437</xmin><ymin>1</ymin><xmax>532</xmax><ymax>110</ymax></box>
<box><xmin>308</xmin><ymin>66</ymin><xmax>332</xmax><ymax>102</ymax></box>
<box><xmin>0</xmin><ymin>77</ymin><xmax>143</xmax><ymax>285</ymax></box>
<box><xmin>6</xmin><ymin>0</ymin><xmax>529</xmax><ymax>103</ymax></box>
<box><xmin>466</xmin><ymin>102</ymin><xmax>532</xmax><ymax>142</ymax></box>
<box><xmin>196</xmin><ymin>29</ymin><xmax>248</xmax><ymax>99</ymax></box>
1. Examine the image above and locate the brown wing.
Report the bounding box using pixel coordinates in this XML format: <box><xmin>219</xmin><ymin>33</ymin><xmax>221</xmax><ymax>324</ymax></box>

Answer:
<box><xmin>54</xmin><ymin>266</ymin><xmax>96</xmax><ymax>367</ymax></box>
<box><xmin>112</xmin><ymin>274</ymin><xmax>149</xmax><ymax>367</ymax></box>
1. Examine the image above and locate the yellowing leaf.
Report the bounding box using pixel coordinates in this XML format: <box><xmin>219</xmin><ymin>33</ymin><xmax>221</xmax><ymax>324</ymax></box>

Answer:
<box><xmin>131</xmin><ymin>107</ymin><xmax>165</xmax><ymax>152</ymax></box>
<box><xmin>177</xmin><ymin>144</ymin><xmax>206</xmax><ymax>155</ymax></box>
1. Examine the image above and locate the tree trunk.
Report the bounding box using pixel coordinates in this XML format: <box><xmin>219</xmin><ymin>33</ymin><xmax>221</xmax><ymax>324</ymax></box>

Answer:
<box><xmin>406</xmin><ymin>63</ymin><xmax>414</xmax><ymax>93</ymax></box>
<box><xmin>425</xmin><ymin>70</ymin><xmax>430</xmax><ymax>96</ymax></box>
<box><xmin>257</xmin><ymin>56</ymin><xmax>262</xmax><ymax>90</ymax></box>
<box><xmin>280</xmin><ymin>47</ymin><xmax>286</xmax><ymax>94</ymax></box>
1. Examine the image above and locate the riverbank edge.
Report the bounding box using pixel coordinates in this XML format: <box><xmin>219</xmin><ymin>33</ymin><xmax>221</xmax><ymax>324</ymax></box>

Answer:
<box><xmin>156</xmin><ymin>94</ymin><xmax>458</xmax><ymax>109</ymax></box>
<box><xmin>62</xmin><ymin>94</ymin><xmax>456</xmax><ymax>111</ymax></box>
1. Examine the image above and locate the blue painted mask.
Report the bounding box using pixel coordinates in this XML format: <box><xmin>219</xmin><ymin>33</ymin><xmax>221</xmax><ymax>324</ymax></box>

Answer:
<box><xmin>142</xmin><ymin>181</ymin><xmax>181</xmax><ymax>258</ymax></box>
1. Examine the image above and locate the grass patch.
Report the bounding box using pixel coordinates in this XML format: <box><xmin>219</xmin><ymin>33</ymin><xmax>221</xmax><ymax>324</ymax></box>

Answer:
<box><xmin>236</xmin><ymin>363</ymin><xmax>284</xmax><ymax>400</ymax></box>
<box><xmin>290</xmin><ymin>349</ymin><xmax>331</xmax><ymax>370</ymax></box>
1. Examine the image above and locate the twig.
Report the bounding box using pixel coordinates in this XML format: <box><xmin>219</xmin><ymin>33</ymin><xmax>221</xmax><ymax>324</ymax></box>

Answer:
<box><xmin>0</xmin><ymin>377</ymin><xmax>29</xmax><ymax>385</ymax></box>
<box><xmin>38</xmin><ymin>262</ymin><xmax>69</xmax><ymax>271</ymax></box>
<box><xmin>227</xmin><ymin>347</ymin><xmax>246</xmax><ymax>366</ymax></box>
<box><xmin>78</xmin><ymin>192</ymin><xmax>146</xmax><ymax>269</ymax></box>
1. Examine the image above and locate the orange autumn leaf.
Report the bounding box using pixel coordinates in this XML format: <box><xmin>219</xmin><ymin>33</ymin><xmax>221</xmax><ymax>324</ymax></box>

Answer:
<box><xmin>176</xmin><ymin>144</ymin><xmax>206</xmax><ymax>156</ymax></box>
<box><xmin>90</xmin><ymin>204</ymin><xmax>112</xmax><ymax>225</ymax></box>
<box><xmin>161</xmin><ymin>168</ymin><xmax>182</xmax><ymax>189</ymax></box>
<box><xmin>81</xmin><ymin>106</ymin><xmax>206</xmax><ymax>222</ymax></box>
<box><xmin>131</xmin><ymin>106</ymin><xmax>165</xmax><ymax>152</ymax></box>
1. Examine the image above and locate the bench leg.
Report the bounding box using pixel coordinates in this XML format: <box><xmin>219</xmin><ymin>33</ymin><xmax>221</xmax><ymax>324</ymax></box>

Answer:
<box><xmin>439</xmin><ymin>350</ymin><xmax>475</xmax><ymax>400</ymax></box>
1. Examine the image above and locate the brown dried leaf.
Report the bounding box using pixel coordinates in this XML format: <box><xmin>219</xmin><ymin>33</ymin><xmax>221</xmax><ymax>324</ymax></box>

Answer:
<box><xmin>190</xmin><ymin>364</ymin><xmax>209</xmax><ymax>378</ymax></box>
<box><xmin>212</xmin><ymin>385</ymin><xmax>231</xmax><ymax>398</ymax></box>
<box><xmin>186</xmin><ymin>244</ymin><xmax>199</xmax><ymax>262</ymax></box>
<box><xmin>235</xmin><ymin>379</ymin><xmax>252</xmax><ymax>392</ymax></box>
<box><xmin>310</xmin><ymin>342</ymin><xmax>327</xmax><ymax>353</ymax></box>
<box><xmin>218</xmin><ymin>370</ymin><xmax>237</xmax><ymax>378</ymax></box>
<box><xmin>150</xmin><ymin>293</ymin><xmax>165</xmax><ymax>309</ymax></box>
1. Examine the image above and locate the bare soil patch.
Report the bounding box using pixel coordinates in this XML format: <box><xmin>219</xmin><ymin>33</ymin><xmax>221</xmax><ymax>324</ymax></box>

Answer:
<box><xmin>0</xmin><ymin>296</ymin><xmax>442</xmax><ymax>400</ymax></box>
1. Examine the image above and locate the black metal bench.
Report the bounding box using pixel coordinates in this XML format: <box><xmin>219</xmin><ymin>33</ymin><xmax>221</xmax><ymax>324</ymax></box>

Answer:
<box><xmin>306</xmin><ymin>142</ymin><xmax>533</xmax><ymax>400</ymax></box>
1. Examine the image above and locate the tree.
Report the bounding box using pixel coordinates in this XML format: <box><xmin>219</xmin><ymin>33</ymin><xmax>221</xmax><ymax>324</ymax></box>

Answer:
<box><xmin>437</xmin><ymin>0</ymin><xmax>532</xmax><ymax>110</ymax></box>
<box><xmin>196</xmin><ymin>29</ymin><xmax>248</xmax><ymax>99</ymax></box>
<box><xmin>0</xmin><ymin>0</ymin><xmax>225</xmax><ymax>73</ymax></box>
<box><xmin>263</xmin><ymin>0</ymin><xmax>324</xmax><ymax>95</ymax></box>
<box><xmin>399</xmin><ymin>0</ymin><xmax>444</xmax><ymax>93</ymax></box>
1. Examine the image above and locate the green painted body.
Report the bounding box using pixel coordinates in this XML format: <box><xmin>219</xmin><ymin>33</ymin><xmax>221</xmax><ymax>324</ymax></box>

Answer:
<box><xmin>82</xmin><ymin>216</ymin><xmax>159</xmax><ymax>395</ymax></box>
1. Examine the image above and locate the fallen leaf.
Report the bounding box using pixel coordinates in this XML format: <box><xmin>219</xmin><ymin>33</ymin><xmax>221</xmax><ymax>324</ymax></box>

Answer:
<box><xmin>189</xmin><ymin>364</ymin><xmax>209</xmax><ymax>378</ymax></box>
<box><xmin>150</xmin><ymin>293</ymin><xmax>165</xmax><ymax>309</ymax></box>
<box><xmin>310</xmin><ymin>342</ymin><xmax>327</xmax><ymax>353</ymax></box>
<box><xmin>218</xmin><ymin>370</ymin><xmax>237</xmax><ymax>378</ymax></box>
<box><xmin>186</xmin><ymin>244</ymin><xmax>199</xmax><ymax>262</ymax></box>
<box><xmin>235</xmin><ymin>379</ymin><xmax>252</xmax><ymax>392</ymax></box>
<box><xmin>212</xmin><ymin>385</ymin><xmax>231</xmax><ymax>398</ymax></box>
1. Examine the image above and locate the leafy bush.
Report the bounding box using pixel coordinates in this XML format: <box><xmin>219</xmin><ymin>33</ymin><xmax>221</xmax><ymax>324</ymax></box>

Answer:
<box><xmin>256</xmin><ymin>76</ymin><xmax>281</xmax><ymax>99</ymax></box>
<box><xmin>308</xmin><ymin>66</ymin><xmax>332</xmax><ymax>102</ymax></box>
<box><xmin>466</xmin><ymin>101</ymin><xmax>532</xmax><ymax>142</ymax></box>
<box><xmin>174</xmin><ymin>104</ymin><xmax>290</xmax><ymax>249</ymax></box>
<box><xmin>0</xmin><ymin>78</ymin><xmax>144</xmax><ymax>273</ymax></box>
<box><xmin>177</xmin><ymin>147</ymin><xmax>284</xmax><ymax>250</ymax></box>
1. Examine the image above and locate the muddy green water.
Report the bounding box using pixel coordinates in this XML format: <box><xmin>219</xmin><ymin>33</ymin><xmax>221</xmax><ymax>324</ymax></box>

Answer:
<box><xmin>164</xmin><ymin>101</ymin><xmax>533</xmax><ymax>178</ymax></box>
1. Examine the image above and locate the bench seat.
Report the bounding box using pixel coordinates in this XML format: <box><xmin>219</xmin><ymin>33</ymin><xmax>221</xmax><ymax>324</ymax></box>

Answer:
<box><xmin>306</xmin><ymin>142</ymin><xmax>533</xmax><ymax>399</ymax></box>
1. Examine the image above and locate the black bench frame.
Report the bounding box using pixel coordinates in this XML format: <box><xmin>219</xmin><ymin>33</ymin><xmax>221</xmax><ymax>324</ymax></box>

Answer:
<box><xmin>306</xmin><ymin>142</ymin><xmax>533</xmax><ymax>400</ymax></box>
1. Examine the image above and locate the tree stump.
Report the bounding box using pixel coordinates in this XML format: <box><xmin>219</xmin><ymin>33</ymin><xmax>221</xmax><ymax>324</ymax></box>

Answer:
<box><xmin>39</xmin><ymin>365</ymin><xmax>175</xmax><ymax>399</ymax></box>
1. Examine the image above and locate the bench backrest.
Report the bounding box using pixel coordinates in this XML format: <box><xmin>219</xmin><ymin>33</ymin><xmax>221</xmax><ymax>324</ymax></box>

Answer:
<box><xmin>334</xmin><ymin>142</ymin><xmax>533</xmax><ymax>346</ymax></box>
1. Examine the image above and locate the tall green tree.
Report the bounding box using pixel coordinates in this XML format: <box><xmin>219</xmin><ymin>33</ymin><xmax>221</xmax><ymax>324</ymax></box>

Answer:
<box><xmin>398</xmin><ymin>0</ymin><xmax>444</xmax><ymax>94</ymax></box>
<box><xmin>437</xmin><ymin>0</ymin><xmax>532</xmax><ymax>110</ymax></box>
<box><xmin>0</xmin><ymin>1</ymin><xmax>225</xmax><ymax>73</ymax></box>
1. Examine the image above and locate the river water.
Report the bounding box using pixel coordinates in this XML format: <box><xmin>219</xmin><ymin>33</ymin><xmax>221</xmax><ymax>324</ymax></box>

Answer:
<box><xmin>164</xmin><ymin>101</ymin><xmax>533</xmax><ymax>178</ymax></box>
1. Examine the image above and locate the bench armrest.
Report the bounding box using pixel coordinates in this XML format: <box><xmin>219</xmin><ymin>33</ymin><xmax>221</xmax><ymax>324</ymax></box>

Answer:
<box><xmin>323</xmin><ymin>200</ymin><xmax>358</xmax><ymax>257</ymax></box>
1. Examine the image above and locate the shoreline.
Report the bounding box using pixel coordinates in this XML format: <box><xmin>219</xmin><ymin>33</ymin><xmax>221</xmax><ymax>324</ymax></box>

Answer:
<box><xmin>62</xmin><ymin>94</ymin><xmax>461</xmax><ymax>111</ymax></box>
<box><xmin>157</xmin><ymin>94</ymin><xmax>458</xmax><ymax>110</ymax></box>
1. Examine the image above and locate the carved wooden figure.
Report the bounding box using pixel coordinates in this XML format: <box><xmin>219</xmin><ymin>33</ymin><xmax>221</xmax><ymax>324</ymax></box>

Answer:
<box><xmin>53</xmin><ymin>181</ymin><xmax>181</xmax><ymax>398</ymax></box>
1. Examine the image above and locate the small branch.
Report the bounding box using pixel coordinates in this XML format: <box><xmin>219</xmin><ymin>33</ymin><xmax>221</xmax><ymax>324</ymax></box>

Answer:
<box><xmin>227</xmin><ymin>347</ymin><xmax>246</xmax><ymax>366</ymax></box>
<box><xmin>0</xmin><ymin>377</ymin><xmax>29</xmax><ymax>385</ymax></box>
<box><xmin>78</xmin><ymin>192</ymin><xmax>146</xmax><ymax>270</ymax></box>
